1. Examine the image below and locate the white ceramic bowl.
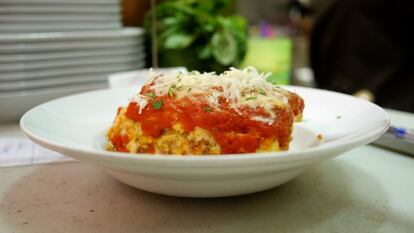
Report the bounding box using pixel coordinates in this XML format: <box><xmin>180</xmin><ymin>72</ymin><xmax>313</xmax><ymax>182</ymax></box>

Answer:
<box><xmin>0</xmin><ymin>28</ymin><xmax>144</xmax><ymax>46</ymax></box>
<box><xmin>0</xmin><ymin>22</ymin><xmax>122</xmax><ymax>33</ymax></box>
<box><xmin>0</xmin><ymin>46</ymin><xmax>142</xmax><ymax>63</ymax></box>
<box><xmin>0</xmin><ymin>14</ymin><xmax>121</xmax><ymax>22</ymax></box>
<box><xmin>0</xmin><ymin>38</ymin><xmax>141</xmax><ymax>54</ymax></box>
<box><xmin>0</xmin><ymin>4</ymin><xmax>120</xmax><ymax>14</ymax></box>
<box><xmin>0</xmin><ymin>61</ymin><xmax>143</xmax><ymax>81</ymax></box>
<box><xmin>0</xmin><ymin>0</ymin><xmax>118</xmax><ymax>4</ymax></box>
<box><xmin>1</xmin><ymin>82</ymin><xmax>108</xmax><ymax>122</ymax></box>
<box><xmin>0</xmin><ymin>59</ymin><xmax>145</xmax><ymax>91</ymax></box>
<box><xmin>20</xmin><ymin>86</ymin><xmax>390</xmax><ymax>197</ymax></box>
<box><xmin>0</xmin><ymin>28</ymin><xmax>142</xmax><ymax>43</ymax></box>
<box><xmin>0</xmin><ymin>71</ymin><xmax>138</xmax><ymax>91</ymax></box>
<box><xmin>0</xmin><ymin>52</ymin><xmax>144</xmax><ymax>72</ymax></box>
<box><xmin>0</xmin><ymin>28</ymin><xmax>143</xmax><ymax>54</ymax></box>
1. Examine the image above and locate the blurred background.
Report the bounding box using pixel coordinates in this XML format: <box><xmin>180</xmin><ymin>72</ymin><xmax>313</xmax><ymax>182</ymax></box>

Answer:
<box><xmin>1</xmin><ymin>0</ymin><xmax>412</xmax><ymax>122</ymax></box>
<box><xmin>125</xmin><ymin>0</ymin><xmax>414</xmax><ymax>113</ymax></box>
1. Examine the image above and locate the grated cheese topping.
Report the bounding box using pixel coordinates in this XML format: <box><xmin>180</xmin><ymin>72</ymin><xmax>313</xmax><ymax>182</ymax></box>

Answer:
<box><xmin>130</xmin><ymin>67</ymin><xmax>290</xmax><ymax>124</ymax></box>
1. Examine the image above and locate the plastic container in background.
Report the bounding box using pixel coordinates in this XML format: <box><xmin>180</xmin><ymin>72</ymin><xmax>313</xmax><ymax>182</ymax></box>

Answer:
<box><xmin>240</xmin><ymin>24</ymin><xmax>292</xmax><ymax>85</ymax></box>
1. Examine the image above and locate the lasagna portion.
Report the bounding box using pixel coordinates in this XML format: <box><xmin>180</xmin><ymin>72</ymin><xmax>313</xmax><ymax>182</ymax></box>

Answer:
<box><xmin>106</xmin><ymin>67</ymin><xmax>304</xmax><ymax>155</ymax></box>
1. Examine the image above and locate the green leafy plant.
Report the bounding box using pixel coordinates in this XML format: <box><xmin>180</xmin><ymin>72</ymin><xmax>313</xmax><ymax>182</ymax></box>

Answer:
<box><xmin>144</xmin><ymin>0</ymin><xmax>248</xmax><ymax>72</ymax></box>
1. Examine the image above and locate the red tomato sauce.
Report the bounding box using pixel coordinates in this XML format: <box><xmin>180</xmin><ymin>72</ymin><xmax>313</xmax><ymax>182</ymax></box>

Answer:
<box><xmin>110</xmin><ymin>134</ymin><xmax>129</xmax><ymax>152</ymax></box>
<box><xmin>123</xmin><ymin>92</ymin><xmax>294</xmax><ymax>154</ymax></box>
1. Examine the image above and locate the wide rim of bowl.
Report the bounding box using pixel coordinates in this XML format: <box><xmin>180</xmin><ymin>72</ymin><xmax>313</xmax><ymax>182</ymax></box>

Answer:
<box><xmin>19</xmin><ymin>86</ymin><xmax>390</xmax><ymax>168</ymax></box>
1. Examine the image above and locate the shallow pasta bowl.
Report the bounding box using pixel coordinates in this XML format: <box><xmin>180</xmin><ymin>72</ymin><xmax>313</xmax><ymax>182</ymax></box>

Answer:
<box><xmin>20</xmin><ymin>86</ymin><xmax>389</xmax><ymax>197</ymax></box>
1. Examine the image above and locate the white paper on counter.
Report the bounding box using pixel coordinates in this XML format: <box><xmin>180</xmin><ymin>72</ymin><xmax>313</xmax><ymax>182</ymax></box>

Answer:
<box><xmin>0</xmin><ymin>137</ymin><xmax>73</xmax><ymax>167</ymax></box>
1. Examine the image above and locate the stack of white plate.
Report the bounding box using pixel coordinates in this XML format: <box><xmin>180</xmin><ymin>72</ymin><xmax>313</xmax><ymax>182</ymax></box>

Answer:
<box><xmin>0</xmin><ymin>28</ymin><xmax>145</xmax><ymax>122</ymax></box>
<box><xmin>0</xmin><ymin>0</ymin><xmax>122</xmax><ymax>33</ymax></box>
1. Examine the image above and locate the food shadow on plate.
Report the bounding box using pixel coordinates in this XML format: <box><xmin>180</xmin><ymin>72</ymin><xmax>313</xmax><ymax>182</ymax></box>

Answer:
<box><xmin>0</xmin><ymin>159</ymin><xmax>393</xmax><ymax>233</ymax></box>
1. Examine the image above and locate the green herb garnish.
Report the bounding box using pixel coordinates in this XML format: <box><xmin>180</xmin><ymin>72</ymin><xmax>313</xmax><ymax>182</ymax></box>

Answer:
<box><xmin>258</xmin><ymin>89</ymin><xmax>266</xmax><ymax>95</ymax></box>
<box><xmin>168</xmin><ymin>85</ymin><xmax>176</xmax><ymax>97</ymax></box>
<box><xmin>245</xmin><ymin>96</ymin><xmax>257</xmax><ymax>101</ymax></box>
<box><xmin>203</xmin><ymin>106</ymin><xmax>212</xmax><ymax>112</ymax></box>
<box><xmin>146</xmin><ymin>93</ymin><xmax>155</xmax><ymax>98</ymax></box>
<box><xmin>152</xmin><ymin>100</ymin><xmax>164</xmax><ymax>110</ymax></box>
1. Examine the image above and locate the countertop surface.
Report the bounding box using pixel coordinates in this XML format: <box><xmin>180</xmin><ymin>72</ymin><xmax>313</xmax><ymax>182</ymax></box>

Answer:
<box><xmin>0</xmin><ymin>110</ymin><xmax>413</xmax><ymax>233</ymax></box>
